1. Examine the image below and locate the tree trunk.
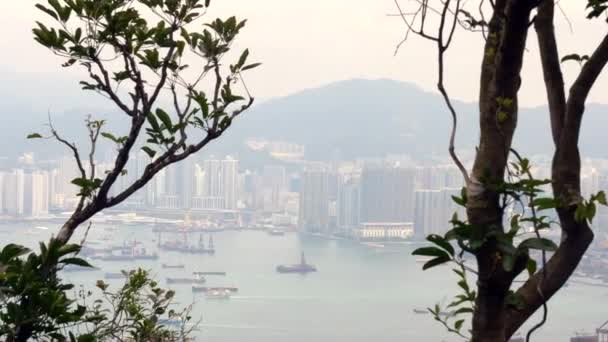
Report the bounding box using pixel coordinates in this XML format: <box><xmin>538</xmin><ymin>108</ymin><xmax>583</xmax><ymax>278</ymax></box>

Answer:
<box><xmin>468</xmin><ymin>1</ymin><xmax>534</xmax><ymax>339</ymax></box>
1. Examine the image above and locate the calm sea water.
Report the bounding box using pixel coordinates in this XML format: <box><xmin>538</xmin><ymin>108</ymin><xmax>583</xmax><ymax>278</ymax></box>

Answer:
<box><xmin>0</xmin><ymin>222</ymin><xmax>606</xmax><ymax>341</ymax></box>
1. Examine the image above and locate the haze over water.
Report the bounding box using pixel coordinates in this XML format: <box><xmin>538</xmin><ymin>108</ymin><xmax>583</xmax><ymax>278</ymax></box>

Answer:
<box><xmin>1</xmin><ymin>223</ymin><xmax>605</xmax><ymax>342</ymax></box>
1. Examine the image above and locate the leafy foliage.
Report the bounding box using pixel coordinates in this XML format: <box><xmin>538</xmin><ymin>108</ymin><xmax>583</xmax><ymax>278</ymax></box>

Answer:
<box><xmin>0</xmin><ymin>241</ymin><xmax>93</xmax><ymax>340</ymax></box>
<box><xmin>32</xmin><ymin>0</ymin><xmax>261</xmax><ymax>204</ymax></box>
<box><xmin>587</xmin><ymin>0</ymin><xmax>608</xmax><ymax>21</ymax></box>
<box><xmin>0</xmin><ymin>242</ymin><xmax>195</xmax><ymax>341</ymax></box>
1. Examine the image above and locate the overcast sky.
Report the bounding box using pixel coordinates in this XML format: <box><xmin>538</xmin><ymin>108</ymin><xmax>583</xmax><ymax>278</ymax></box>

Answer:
<box><xmin>1</xmin><ymin>0</ymin><xmax>607</xmax><ymax>109</ymax></box>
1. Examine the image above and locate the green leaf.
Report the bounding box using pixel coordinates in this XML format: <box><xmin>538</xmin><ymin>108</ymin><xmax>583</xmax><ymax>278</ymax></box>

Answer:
<box><xmin>427</xmin><ymin>234</ymin><xmax>454</xmax><ymax>256</ymax></box>
<box><xmin>412</xmin><ymin>247</ymin><xmax>450</xmax><ymax>259</ymax></box>
<box><xmin>422</xmin><ymin>255</ymin><xmax>451</xmax><ymax>270</ymax></box>
<box><xmin>155</xmin><ymin>108</ymin><xmax>173</xmax><ymax>130</ymax></box>
<box><xmin>508</xmin><ymin>214</ymin><xmax>520</xmax><ymax>237</ymax></box>
<box><xmin>58</xmin><ymin>244</ymin><xmax>81</xmax><ymax>257</ymax></box>
<box><xmin>454</xmin><ymin>319</ymin><xmax>465</xmax><ymax>331</ymax></box>
<box><xmin>532</xmin><ymin>197</ymin><xmax>559</xmax><ymax>210</ymax></box>
<box><xmin>101</xmin><ymin>132</ymin><xmax>119</xmax><ymax>143</ymax></box>
<box><xmin>241</xmin><ymin>62</ymin><xmax>262</xmax><ymax>71</ymax></box>
<box><xmin>61</xmin><ymin>257</ymin><xmax>93</xmax><ymax>268</ymax></box>
<box><xmin>451</xmin><ymin>307</ymin><xmax>474</xmax><ymax>315</ymax></box>
<box><xmin>0</xmin><ymin>244</ymin><xmax>31</xmax><ymax>262</ymax></box>
<box><xmin>35</xmin><ymin>4</ymin><xmax>58</xmax><ymax>20</ymax></box>
<box><xmin>575</xmin><ymin>203</ymin><xmax>587</xmax><ymax>223</ymax></box>
<box><xmin>594</xmin><ymin>191</ymin><xmax>607</xmax><ymax>206</ymax></box>
<box><xmin>237</xmin><ymin>48</ymin><xmax>249</xmax><ymax>68</ymax></box>
<box><xmin>27</xmin><ymin>133</ymin><xmax>43</xmax><ymax>139</ymax></box>
<box><xmin>506</xmin><ymin>291</ymin><xmax>525</xmax><ymax>311</ymax></box>
<box><xmin>561</xmin><ymin>53</ymin><xmax>583</xmax><ymax>63</ymax></box>
<box><xmin>502</xmin><ymin>252</ymin><xmax>515</xmax><ymax>272</ymax></box>
<box><xmin>518</xmin><ymin>237</ymin><xmax>558</xmax><ymax>252</ymax></box>
<box><xmin>141</xmin><ymin>146</ymin><xmax>156</xmax><ymax>158</ymax></box>
<box><xmin>526</xmin><ymin>258</ymin><xmax>537</xmax><ymax>276</ymax></box>
<box><xmin>147</xmin><ymin>113</ymin><xmax>161</xmax><ymax>131</ymax></box>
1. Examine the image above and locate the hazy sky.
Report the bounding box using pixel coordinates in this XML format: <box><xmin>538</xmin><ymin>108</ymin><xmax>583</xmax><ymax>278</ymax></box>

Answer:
<box><xmin>1</xmin><ymin>0</ymin><xmax>607</xmax><ymax>108</ymax></box>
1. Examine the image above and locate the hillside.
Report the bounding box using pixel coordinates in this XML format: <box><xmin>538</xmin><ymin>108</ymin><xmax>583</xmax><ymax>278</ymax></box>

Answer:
<box><xmin>2</xmin><ymin>78</ymin><xmax>607</xmax><ymax>166</ymax></box>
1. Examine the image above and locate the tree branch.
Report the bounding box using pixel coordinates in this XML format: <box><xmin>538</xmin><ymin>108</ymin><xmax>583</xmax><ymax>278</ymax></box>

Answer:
<box><xmin>506</xmin><ymin>20</ymin><xmax>608</xmax><ymax>342</ymax></box>
<box><xmin>534</xmin><ymin>0</ymin><xmax>566</xmax><ymax>146</ymax></box>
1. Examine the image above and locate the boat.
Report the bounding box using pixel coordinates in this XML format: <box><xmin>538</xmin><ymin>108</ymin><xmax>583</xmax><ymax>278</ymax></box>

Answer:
<box><xmin>157</xmin><ymin>233</ymin><xmax>215</xmax><ymax>255</ymax></box>
<box><xmin>268</xmin><ymin>228</ymin><xmax>285</xmax><ymax>236</ymax></box>
<box><xmin>276</xmin><ymin>252</ymin><xmax>317</xmax><ymax>274</ymax></box>
<box><xmin>362</xmin><ymin>242</ymin><xmax>385</xmax><ymax>248</ymax></box>
<box><xmin>63</xmin><ymin>265</ymin><xmax>99</xmax><ymax>273</ymax></box>
<box><xmin>166</xmin><ymin>276</ymin><xmax>205</xmax><ymax>285</ymax></box>
<box><xmin>413</xmin><ymin>308</ymin><xmax>428</xmax><ymax>314</ymax></box>
<box><xmin>104</xmin><ymin>272</ymin><xmax>126</xmax><ymax>279</ymax></box>
<box><xmin>158</xmin><ymin>319</ymin><xmax>182</xmax><ymax>326</ymax></box>
<box><xmin>162</xmin><ymin>263</ymin><xmax>186</xmax><ymax>269</ymax></box>
<box><xmin>192</xmin><ymin>286</ymin><xmax>238</xmax><ymax>293</ymax></box>
<box><xmin>193</xmin><ymin>271</ymin><xmax>226</xmax><ymax>276</ymax></box>
<box><xmin>205</xmin><ymin>289</ymin><xmax>231</xmax><ymax>300</ymax></box>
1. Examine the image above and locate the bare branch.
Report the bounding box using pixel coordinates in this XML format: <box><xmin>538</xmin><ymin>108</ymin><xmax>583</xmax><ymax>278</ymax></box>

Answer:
<box><xmin>90</xmin><ymin>58</ymin><xmax>134</xmax><ymax>117</ymax></box>
<box><xmin>47</xmin><ymin>113</ymin><xmax>86</xmax><ymax>182</ymax></box>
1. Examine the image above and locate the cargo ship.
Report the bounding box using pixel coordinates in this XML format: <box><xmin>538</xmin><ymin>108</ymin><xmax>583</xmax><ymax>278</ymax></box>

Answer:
<box><xmin>193</xmin><ymin>271</ymin><xmax>226</xmax><ymax>276</ymax></box>
<box><xmin>158</xmin><ymin>233</ymin><xmax>215</xmax><ymax>255</ymax></box>
<box><xmin>166</xmin><ymin>276</ymin><xmax>205</xmax><ymax>285</ymax></box>
<box><xmin>276</xmin><ymin>252</ymin><xmax>317</xmax><ymax>274</ymax></box>
<box><xmin>192</xmin><ymin>286</ymin><xmax>238</xmax><ymax>293</ymax></box>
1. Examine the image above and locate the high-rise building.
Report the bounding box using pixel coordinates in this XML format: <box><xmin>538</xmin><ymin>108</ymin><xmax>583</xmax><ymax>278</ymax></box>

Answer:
<box><xmin>24</xmin><ymin>171</ymin><xmax>49</xmax><ymax>217</ymax></box>
<box><xmin>161</xmin><ymin>157</ymin><xmax>196</xmax><ymax>209</ymax></box>
<box><xmin>414</xmin><ymin>188</ymin><xmax>464</xmax><ymax>237</ymax></box>
<box><xmin>263</xmin><ymin>165</ymin><xmax>287</xmax><ymax>212</ymax></box>
<box><xmin>56</xmin><ymin>157</ymin><xmax>79</xmax><ymax>200</ymax></box>
<box><xmin>4</xmin><ymin>169</ymin><xmax>25</xmax><ymax>216</ymax></box>
<box><xmin>180</xmin><ymin>157</ymin><xmax>196</xmax><ymax>209</ymax></box>
<box><xmin>415</xmin><ymin>165</ymin><xmax>463</xmax><ymax>190</ymax></box>
<box><xmin>360</xmin><ymin>166</ymin><xmax>415</xmax><ymax>223</ymax></box>
<box><xmin>221</xmin><ymin>156</ymin><xmax>238</xmax><ymax>210</ymax></box>
<box><xmin>337</xmin><ymin>177</ymin><xmax>360</xmax><ymax>230</ymax></box>
<box><xmin>414</xmin><ymin>189</ymin><xmax>441</xmax><ymax>237</ymax></box>
<box><xmin>203</xmin><ymin>158</ymin><xmax>222</xmax><ymax>198</ymax></box>
<box><xmin>298</xmin><ymin>166</ymin><xmax>329</xmax><ymax>233</ymax></box>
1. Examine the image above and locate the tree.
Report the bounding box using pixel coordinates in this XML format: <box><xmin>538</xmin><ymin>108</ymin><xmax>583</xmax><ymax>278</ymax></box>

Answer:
<box><xmin>0</xmin><ymin>0</ymin><xmax>259</xmax><ymax>340</ymax></box>
<box><xmin>0</xmin><ymin>242</ymin><xmax>195</xmax><ymax>341</ymax></box>
<box><xmin>397</xmin><ymin>0</ymin><xmax>608</xmax><ymax>341</ymax></box>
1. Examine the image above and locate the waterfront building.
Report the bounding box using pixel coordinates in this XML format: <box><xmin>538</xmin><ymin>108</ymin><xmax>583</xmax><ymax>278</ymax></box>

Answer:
<box><xmin>360</xmin><ymin>165</ymin><xmax>415</xmax><ymax>223</ymax></box>
<box><xmin>355</xmin><ymin>222</ymin><xmax>414</xmax><ymax>240</ymax></box>
<box><xmin>298</xmin><ymin>166</ymin><xmax>330</xmax><ymax>233</ymax></box>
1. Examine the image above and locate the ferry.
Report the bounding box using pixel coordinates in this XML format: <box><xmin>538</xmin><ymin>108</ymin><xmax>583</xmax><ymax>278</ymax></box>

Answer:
<box><xmin>276</xmin><ymin>252</ymin><xmax>317</xmax><ymax>274</ymax></box>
